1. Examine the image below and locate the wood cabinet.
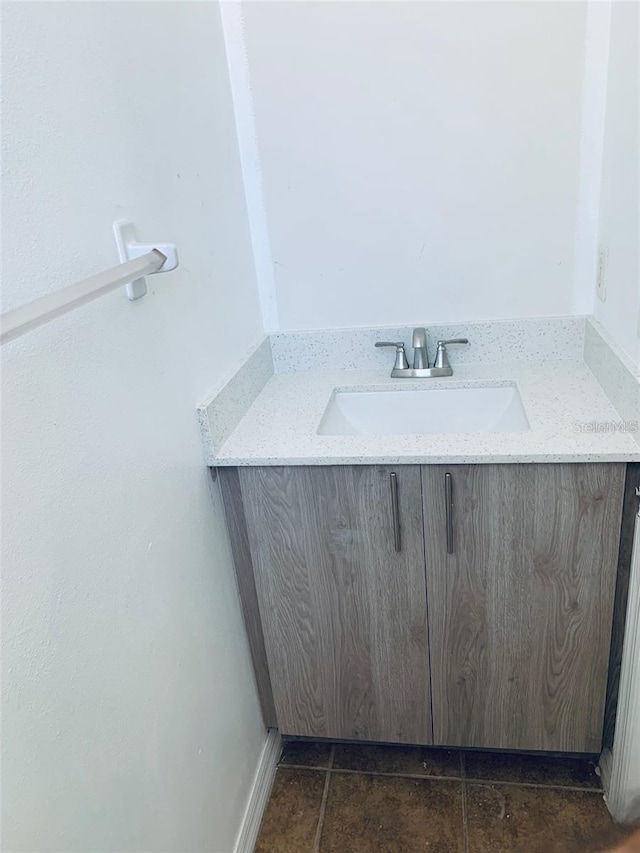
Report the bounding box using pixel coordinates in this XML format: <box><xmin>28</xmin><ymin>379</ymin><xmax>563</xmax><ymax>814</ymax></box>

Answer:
<box><xmin>236</xmin><ymin>465</ymin><xmax>432</xmax><ymax>743</ymax></box>
<box><xmin>422</xmin><ymin>464</ymin><xmax>625</xmax><ymax>753</ymax></box>
<box><xmin>221</xmin><ymin>462</ymin><xmax>627</xmax><ymax>753</ymax></box>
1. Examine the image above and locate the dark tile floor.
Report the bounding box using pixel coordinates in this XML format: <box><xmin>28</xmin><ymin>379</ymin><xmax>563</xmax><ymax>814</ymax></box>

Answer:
<box><xmin>256</xmin><ymin>740</ymin><xmax>632</xmax><ymax>853</ymax></box>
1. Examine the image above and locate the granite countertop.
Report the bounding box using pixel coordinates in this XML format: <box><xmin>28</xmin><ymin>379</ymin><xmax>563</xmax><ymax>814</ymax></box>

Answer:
<box><xmin>210</xmin><ymin>362</ymin><xmax>640</xmax><ymax>466</ymax></box>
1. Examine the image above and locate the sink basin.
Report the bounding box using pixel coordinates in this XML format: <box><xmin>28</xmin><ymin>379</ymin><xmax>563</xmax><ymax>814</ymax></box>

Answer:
<box><xmin>317</xmin><ymin>385</ymin><xmax>530</xmax><ymax>436</ymax></box>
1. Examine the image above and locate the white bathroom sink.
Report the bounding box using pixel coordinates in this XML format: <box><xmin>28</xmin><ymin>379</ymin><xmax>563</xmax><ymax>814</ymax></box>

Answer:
<box><xmin>317</xmin><ymin>384</ymin><xmax>530</xmax><ymax>436</ymax></box>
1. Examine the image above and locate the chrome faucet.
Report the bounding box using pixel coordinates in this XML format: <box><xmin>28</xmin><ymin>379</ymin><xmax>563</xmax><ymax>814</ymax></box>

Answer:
<box><xmin>375</xmin><ymin>329</ymin><xmax>469</xmax><ymax>378</ymax></box>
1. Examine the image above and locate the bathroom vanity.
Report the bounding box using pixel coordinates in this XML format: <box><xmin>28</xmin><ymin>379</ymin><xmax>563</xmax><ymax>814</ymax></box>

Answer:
<box><xmin>199</xmin><ymin>317</ymin><xmax>640</xmax><ymax>756</ymax></box>
<box><xmin>220</xmin><ymin>462</ymin><xmax>629</xmax><ymax>754</ymax></box>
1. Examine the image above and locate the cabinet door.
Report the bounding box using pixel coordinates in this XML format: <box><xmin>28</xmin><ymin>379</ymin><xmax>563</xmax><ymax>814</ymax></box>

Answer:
<box><xmin>422</xmin><ymin>463</ymin><xmax>625</xmax><ymax>753</ymax></box>
<box><xmin>239</xmin><ymin>465</ymin><xmax>432</xmax><ymax>744</ymax></box>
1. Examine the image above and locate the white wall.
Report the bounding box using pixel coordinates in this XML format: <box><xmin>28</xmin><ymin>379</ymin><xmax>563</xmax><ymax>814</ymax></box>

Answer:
<box><xmin>1</xmin><ymin>2</ymin><xmax>267</xmax><ymax>851</ymax></box>
<box><xmin>595</xmin><ymin>0</ymin><xmax>640</xmax><ymax>367</ymax></box>
<box><xmin>238</xmin><ymin>0</ymin><xmax>588</xmax><ymax>331</ymax></box>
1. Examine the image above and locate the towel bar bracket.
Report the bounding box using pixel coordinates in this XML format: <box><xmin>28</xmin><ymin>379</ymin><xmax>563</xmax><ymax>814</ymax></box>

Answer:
<box><xmin>113</xmin><ymin>219</ymin><xmax>178</xmax><ymax>300</ymax></box>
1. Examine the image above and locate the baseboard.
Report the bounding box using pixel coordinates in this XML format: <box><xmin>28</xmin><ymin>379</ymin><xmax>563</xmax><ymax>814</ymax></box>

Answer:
<box><xmin>234</xmin><ymin>728</ymin><xmax>282</xmax><ymax>853</ymax></box>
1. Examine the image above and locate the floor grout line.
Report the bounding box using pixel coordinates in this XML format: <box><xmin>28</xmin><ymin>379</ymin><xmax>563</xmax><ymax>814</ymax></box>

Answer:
<box><xmin>460</xmin><ymin>752</ymin><xmax>470</xmax><ymax>853</ymax></box>
<box><xmin>461</xmin><ymin>780</ymin><xmax>470</xmax><ymax>853</ymax></box>
<box><xmin>463</xmin><ymin>777</ymin><xmax>603</xmax><ymax>793</ymax></box>
<box><xmin>280</xmin><ymin>764</ymin><xmax>464</xmax><ymax>781</ymax></box>
<box><xmin>278</xmin><ymin>762</ymin><xmax>602</xmax><ymax>793</ymax></box>
<box><xmin>311</xmin><ymin>745</ymin><xmax>335</xmax><ymax>853</ymax></box>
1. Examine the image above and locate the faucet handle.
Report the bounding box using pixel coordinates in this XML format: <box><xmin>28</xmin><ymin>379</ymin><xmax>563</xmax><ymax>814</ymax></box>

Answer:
<box><xmin>437</xmin><ymin>338</ymin><xmax>469</xmax><ymax>346</ymax></box>
<box><xmin>434</xmin><ymin>338</ymin><xmax>469</xmax><ymax>370</ymax></box>
<box><xmin>375</xmin><ymin>341</ymin><xmax>410</xmax><ymax>370</ymax></box>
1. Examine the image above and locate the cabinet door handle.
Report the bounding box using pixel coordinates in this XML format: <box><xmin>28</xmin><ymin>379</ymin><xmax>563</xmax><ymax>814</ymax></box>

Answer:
<box><xmin>445</xmin><ymin>472</ymin><xmax>454</xmax><ymax>554</ymax></box>
<box><xmin>390</xmin><ymin>472</ymin><xmax>401</xmax><ymax>552</ymax></box>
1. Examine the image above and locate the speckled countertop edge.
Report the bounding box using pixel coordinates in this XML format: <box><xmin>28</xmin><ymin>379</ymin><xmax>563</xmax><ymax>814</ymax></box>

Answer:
<box><xmin>196</xmin><ymin>317</ymin><xmax>640</xmax><ymax>466</ymax></box>
<box><xmin>269</xmin><ymin>315</ymin><xmax>587</xmax><ymax>373</ymax></box>
<box><xmin>209</xmin><ymin>363</ymin><xmax>640</xmax><ymax>466</ymax></box>
<box><xmin>584</xmin><ymin>318</ymin><xmax>640</xmax><ymax>446</ymax></box>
